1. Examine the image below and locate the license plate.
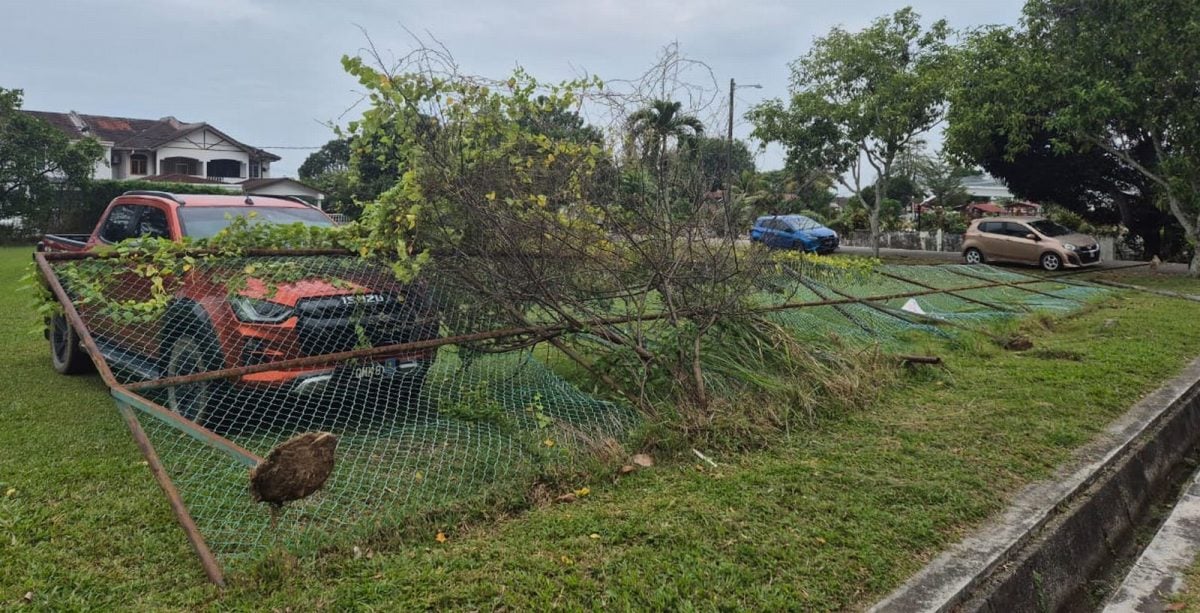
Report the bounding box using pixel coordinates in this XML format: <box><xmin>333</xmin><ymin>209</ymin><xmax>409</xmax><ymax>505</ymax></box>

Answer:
<box><xmin>352</xmin><ymin>358</ymin><xmax>398</xmax><ymax>379</ymax></box>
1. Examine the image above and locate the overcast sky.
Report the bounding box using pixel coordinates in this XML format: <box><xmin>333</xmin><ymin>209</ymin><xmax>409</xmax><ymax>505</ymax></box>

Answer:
<box><xmin>2</xmin><ymin>0</ymin><xmax>1024</xmax><ymax>177</ymax></box>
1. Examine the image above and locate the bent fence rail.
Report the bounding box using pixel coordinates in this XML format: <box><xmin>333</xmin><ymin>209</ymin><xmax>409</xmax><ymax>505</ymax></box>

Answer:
<box><xmin>34</xmin><ymin>249</ymin><xmax>1118</xmax><ymax>585</ymax></box>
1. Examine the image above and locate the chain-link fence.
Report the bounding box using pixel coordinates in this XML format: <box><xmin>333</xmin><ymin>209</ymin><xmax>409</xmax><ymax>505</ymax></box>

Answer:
<box><xmin>36</xmin><ymin>249</ymin><xmax>1108</xmax><ymax>583</ymax></box>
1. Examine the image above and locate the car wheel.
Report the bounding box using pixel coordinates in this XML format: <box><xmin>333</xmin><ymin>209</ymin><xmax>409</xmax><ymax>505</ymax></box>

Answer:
<box><xmin>49</xmin><ymin>314</ymin><xmax>94</xmax><ymax>375</ymax></box>
<box><xmin>963</xmin><ymin>248</ymin><xmax>985</xmax><ymax>265</ymax></box>
<box><xmin>1040</xmin><ymin>252</ymin><xmax>1063</xmax><ymax>272</ymax></box>
<box><xmin>165</xmin><ymin>334</ymin><xmax>230</xmax><ymax>427</ymax></box>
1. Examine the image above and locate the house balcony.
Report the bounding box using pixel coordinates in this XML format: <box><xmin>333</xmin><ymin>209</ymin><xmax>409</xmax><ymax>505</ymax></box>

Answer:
<box><xmin>153</xmin><ymin>156</ymin><xmax>251</xmax><ymax>184</ymax></box>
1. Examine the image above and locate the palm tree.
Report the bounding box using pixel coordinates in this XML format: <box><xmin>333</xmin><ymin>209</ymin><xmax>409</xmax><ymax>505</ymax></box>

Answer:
<box><xmin>626</xmin><ymin>100</ymin><xmax>704</xmax><ymax>169</ymax></box>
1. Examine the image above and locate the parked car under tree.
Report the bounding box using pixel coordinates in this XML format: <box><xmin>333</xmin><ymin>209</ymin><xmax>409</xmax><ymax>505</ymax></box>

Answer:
<box><xmin>749</xmin><ymin>214</ymin><xmax>839</xmax><ymax>254</ymax></box>
<box><xmin>961</xmin><ymin>216</ymin><xmax>1101</xmax><ymax>271</ymax></box>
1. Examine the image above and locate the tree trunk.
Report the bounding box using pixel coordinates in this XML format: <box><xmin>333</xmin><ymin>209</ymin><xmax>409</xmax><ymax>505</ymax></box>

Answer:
<box><xmin>871</xmin><ymin>167</ymin><xmax>889</xmax><ymax>259</ymax></box>
<box><xmin>869</xmin><ymin>206</ymin><xmax>881</xmax><ymax>258</ymax></box>
<box><xmin>1191</xmin><ymin>243</ymin><xmax>1200</xmax><ymax>278</ymax></box>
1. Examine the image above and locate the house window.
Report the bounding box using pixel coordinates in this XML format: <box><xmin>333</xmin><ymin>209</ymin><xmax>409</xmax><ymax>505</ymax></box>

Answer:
<box><xmin>249</xmin><ymin>162</ymin><xmax>261</xmax><ymax>178</ymax></box>
<box><xmin>130</xmin><ymin>154</ymin><xmax>148</xmax><ymax>175</ymax></box>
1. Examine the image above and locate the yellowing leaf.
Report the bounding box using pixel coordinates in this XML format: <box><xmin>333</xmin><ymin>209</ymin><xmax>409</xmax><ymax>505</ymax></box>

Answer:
<box><xmin>414</xmin><ymin>471</ymin><xmax>423</xmax><ymax>482</ymax></box>
<box><xmin>589</xmin><ymin>533</ymin><xmax>601</xmax><ymax>540</ymax></box>
<box><xmin>574</xmin><ymin>487</ymin><xmax>590</xmax><ymax>497</ymax></box>
<box><xmin>4</xmin><ymin>488</ymin><xmax>15</xmax><ymax>497</ymax></box>
<box><xmin>435</xmin><ymin>531</ymin><xmax>447</xmax><ymax>543</ymax></box>
<box><xmin>543</xmin><ymin>438</ymin><xmax>555</xmax><ymax>447</ymax></box>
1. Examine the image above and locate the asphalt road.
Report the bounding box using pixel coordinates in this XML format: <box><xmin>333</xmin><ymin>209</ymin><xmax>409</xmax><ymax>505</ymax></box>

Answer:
<box><xmin>836</xmin><ymin>245</ymin><xmax>1189</xmax><ymax>274</ymax></box>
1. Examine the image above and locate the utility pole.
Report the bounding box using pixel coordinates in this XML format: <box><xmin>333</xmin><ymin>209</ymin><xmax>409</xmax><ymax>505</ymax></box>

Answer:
<box><xmin>726</xmin><ymin>78</ymin><xmax>761</xmax><ymax>234</ymax></box>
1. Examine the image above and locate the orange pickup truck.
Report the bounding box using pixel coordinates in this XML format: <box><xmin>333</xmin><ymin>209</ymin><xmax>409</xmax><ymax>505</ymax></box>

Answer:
<box><xmin>40</xmin><ymin>190</ymin><xmax>438</xmax><ymax>423</ymax></box>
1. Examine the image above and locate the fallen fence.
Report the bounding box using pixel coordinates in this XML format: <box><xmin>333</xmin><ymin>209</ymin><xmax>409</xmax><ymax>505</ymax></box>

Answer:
<box><xmin>35</xmin><ymin>249</ymin><xmax>1111</xmax><ymax>585</ymax></box>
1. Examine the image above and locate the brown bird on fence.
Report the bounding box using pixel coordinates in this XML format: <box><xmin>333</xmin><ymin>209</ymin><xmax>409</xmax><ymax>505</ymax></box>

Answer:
<box><xmin>249</xmin><ymin>432</ymin><xmax>339</xmax><ymax>528</ymax></box>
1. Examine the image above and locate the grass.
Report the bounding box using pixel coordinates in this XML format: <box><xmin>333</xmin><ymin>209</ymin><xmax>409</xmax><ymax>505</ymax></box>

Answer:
<box><xmin>5</xmin><ymin>245</ymin><xmax>1200</xmax><ymax>610</ymax></box>
<box><xmin>1092</xmin><ymin>269</ymin><xmax>1200</xmax><ymax>295</ymax></box>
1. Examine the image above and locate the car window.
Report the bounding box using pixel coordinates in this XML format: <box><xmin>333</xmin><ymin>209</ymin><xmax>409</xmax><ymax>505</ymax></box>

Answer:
<box><xmin>978</xmin><ymin>221</ymin><xmax>1002</xmax><ymax>234</ymax></box>
<box><xmin>1004</xmin><ymin>222</ymin><xmax>1033</xmax><ymax>238</ymax></box>
<box><xmin>789</xmin><ymin>215</ymin><xmax>821</xmax><ymax>230</ymax></box>
<box><xmin>136</xmin><ymin>206</ymin><xmax>170</xmax><ymax>239</ymax></box>
<box><xmin>1028</xmin><ymin>219</ymin><xmax>1073</xmax><ymax>237</ymax></box>
<box><xmin>98</xmin><ymin>205</ymin><xmax>140</xmax><ymax>243</ymax></box>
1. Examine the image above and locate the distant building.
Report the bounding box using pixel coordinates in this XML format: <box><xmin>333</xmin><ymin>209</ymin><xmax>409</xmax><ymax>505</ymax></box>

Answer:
<box><xmin>22</xmin><ymin>110</ymin><xmax>280</xmax><ymax>183</ymax></box>
<box><xmin>1004</xmin><ymin>201</ymin><xmax>1041</xmax><ymax>217</ymax></box>
<box><xmin>959</xmin><ymin>173</ymin><xmax>1014</xmax><ymax>201</ymax></box>
<box><xmin>965</xmin><ymin>202</ymin><xmax>1006</xmax><ymax>219</ymax></box>
<box><xmin>241</xmin><ymin>178</ymin><xmax>325</xmax><ymax>208</ymax></box>
<box><xmin>24</xmin><ymin>109</ymin><xmax>326</xmax><ymax>207</ymax></box>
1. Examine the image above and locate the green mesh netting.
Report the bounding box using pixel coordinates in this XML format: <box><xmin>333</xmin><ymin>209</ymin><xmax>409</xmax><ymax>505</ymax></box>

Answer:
<box><xmin>42</xmin><ymin>253</ymin><xmax>1105</xmax><ymax>570</ymax></box>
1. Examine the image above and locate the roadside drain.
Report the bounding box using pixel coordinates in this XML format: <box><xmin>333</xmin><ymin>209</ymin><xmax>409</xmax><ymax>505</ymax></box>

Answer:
<box><xmin>871</xmin><ymin>358</ymin><xmax>1200</xmax><ymax>612</ymax></box>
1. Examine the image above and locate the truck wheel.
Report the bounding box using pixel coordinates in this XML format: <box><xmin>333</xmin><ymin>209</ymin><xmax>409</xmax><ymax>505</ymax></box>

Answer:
<box><xmin>49</xmin><ymin>314</ymin><xmax>94</xmax><ymax>375</ymax></box>
<box><xmin>165</xmin><ymin>334</ymin><xmax>230</xmax><ymax>427</ymax></box>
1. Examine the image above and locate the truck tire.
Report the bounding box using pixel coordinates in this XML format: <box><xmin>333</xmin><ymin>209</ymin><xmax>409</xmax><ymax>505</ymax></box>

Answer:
<box><xmin>165</xmin><ymin>333</ymin><xmax>231</xmax><ymax>428</ymax></box>
<box><xmin>49</xmin><ymin>314</ymin><xmax>94</xmax><ymax>375</ymax></box>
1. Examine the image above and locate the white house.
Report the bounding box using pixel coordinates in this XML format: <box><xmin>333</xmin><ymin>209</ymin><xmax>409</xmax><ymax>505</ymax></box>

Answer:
<box><xmin>22</xmin><ymin>110</ymin><xmax>280</xmax><ymax>183</ymax></box>
<box><xmin>241</xmin><ymin>178</ymin><xmax>326</xmax><ymax>209</ymax></box>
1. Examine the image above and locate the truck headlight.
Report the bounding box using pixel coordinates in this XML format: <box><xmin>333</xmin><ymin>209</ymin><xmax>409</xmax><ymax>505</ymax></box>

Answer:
<box><xmin>230</xmin><ymin>297</ymin><xmax>293</xmax><ymax>323</ymax></box>
<box><xmin>1063</xmin><ymin>243</ymin><xmax>1078</xmax><ymax>251</ymax></box>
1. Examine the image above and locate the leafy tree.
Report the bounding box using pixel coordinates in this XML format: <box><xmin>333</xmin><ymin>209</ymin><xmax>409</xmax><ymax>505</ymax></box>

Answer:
<box><xmin>750</xmin><ymin>8</ymin><xmax>953</xmax><ymax>256</ymax></box>
<box><xmin>858</xmin><ymin>175</ymin><xmax>923</xmax><ymax>214</ymax></box>
<box><xmin>740</xmin><ymin>168</ymin><xmax>836</xmax><ymax>223</ymax></box>
<box><xmin>0</xmin><ymin>87</ymin><xmax>103</xmax><ymax>227</ymax></box>
<box><xmin>689</xmin><ymin>136</ymin><xmax>755</xmax><ymax>191</ymax></box>
<box><xmin>298</xmin><ymin>139</ymin><xmax>358</xmax><ymax>216</ymax></box>
<box><xmin>913</xmin><ymin>154</ymin><xmax>971</xmax><ymax>210</ymax></box>
<box><xmin>626</xmin><ymin>100</ymin><xmax>704</xmax><ymax>167</ymax></box>
<box><xmin>518</xmin><ymin>100</ymin><xmax>604</xmax><ymax>145</ymax></box>
<box><xmin>298</xmin><ymin>139</ymin><xmax>350</xmax><ymax>178</ymax></box>
<box><xmin>946</xmin><ymin>0</ymin><xmax>1200</xmax><ymax>271</ymax></box>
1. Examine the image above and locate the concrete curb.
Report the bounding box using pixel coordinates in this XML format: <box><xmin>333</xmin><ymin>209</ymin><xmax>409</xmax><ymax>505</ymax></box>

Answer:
<box><xmin>871</xmin><ymin>356</ymin><xmax>1200</xmax><ymax>612</ymax></box>
<box><xmin>1104</xmin><ymin>467</ymin><xmax>1200</xmax><ymax>611</ymax></box>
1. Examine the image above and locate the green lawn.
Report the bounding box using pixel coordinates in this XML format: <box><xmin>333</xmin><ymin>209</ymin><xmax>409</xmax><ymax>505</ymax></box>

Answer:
<box><xmin>1093</xmin><ymin>268</ymin><xmax>1200</xmax><ymax>295</ymax></box>
<box><xmin>6</xmin><ymin>245</ymin><xmax>1200</xmax><ymax>610</ymax></box>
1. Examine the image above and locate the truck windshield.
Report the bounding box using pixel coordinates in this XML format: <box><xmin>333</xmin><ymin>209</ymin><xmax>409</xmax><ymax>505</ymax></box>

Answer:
<box><xmin>177</xmin><ymin>206</ymin><xmax>334</xmax><ymax>239</ymax></box>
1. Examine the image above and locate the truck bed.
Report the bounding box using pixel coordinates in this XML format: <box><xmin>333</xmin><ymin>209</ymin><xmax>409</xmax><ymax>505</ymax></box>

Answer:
<box><xmin>39</xmin><ymin>234</ymin><xmax>91</xmax><ymax>252</ymax></box>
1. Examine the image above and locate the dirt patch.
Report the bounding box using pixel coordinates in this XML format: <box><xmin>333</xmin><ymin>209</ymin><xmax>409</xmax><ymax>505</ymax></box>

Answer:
<box><xmin>1029</xmin><ymin>348</ymin><xmax>1086</xmax><ymax>362</ymax></box>
<box><xmin>1003</xmin><ymin>335</ymin><xmax>1034</xmax><ymax>351</ymax></box>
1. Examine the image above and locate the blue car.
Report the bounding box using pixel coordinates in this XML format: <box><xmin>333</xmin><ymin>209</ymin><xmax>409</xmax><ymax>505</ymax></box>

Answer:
<box><xmin>749</xmin><ymin>215</ymin><xmax>839</xmax><ymax>254</ymax></box>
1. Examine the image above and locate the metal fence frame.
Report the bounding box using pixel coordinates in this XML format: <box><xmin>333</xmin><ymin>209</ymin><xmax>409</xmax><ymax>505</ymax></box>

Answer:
<box><xmin>33</xmin><ymin>248</ymin><xmax>1142</xmax><ymax>586</ymax></box>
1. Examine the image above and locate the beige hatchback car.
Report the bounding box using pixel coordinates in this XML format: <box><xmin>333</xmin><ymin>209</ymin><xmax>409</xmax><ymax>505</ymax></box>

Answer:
<box><xmin>961</xmin><ymin>217</ymin><xmax>1101</xmax><ymax>271</ymax></box>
